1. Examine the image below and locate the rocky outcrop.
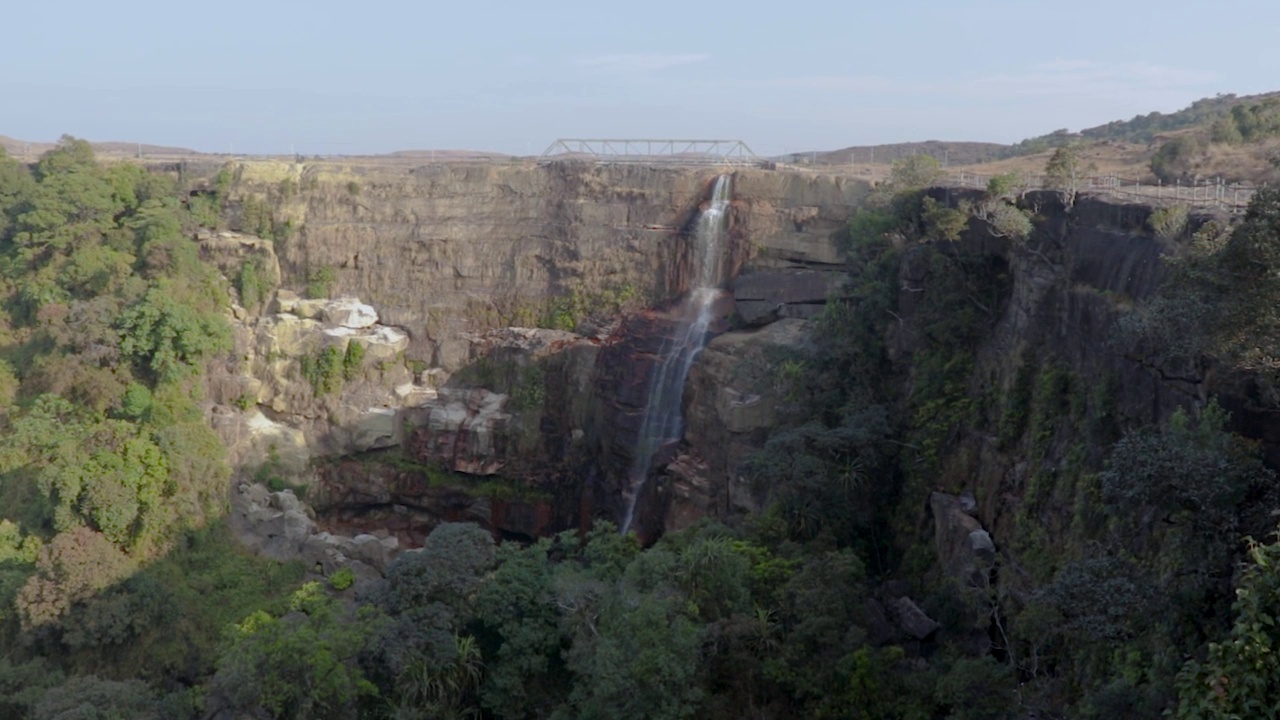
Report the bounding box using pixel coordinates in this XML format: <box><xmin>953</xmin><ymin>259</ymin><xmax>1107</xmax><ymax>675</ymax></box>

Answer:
<box><xmin>308</xmin><ymin>457</ymin><xmax>564</xmax><ymax>545</ymax></box>
<box><xmin>930</xmin><ymin>492</ymin><xmax>996</xmax><ymax>590</ymax></box>
<box><xmin>734</xmin><ymin>269</ymin><xmax>847</xmax><ymax>325</ymax></box>
<box><xmin>229</xmin><ymin>481</ymin><xmax>397</xmax><ymax>584</ymax></box>
<box><xmin>205</xmin><ymin>293</ymin><xmax>431</xmax><ymax>477</ymax></box>
<box><xmin>649</xmin><ymin>319</ymin><xmax>817</xmax><ymax>532</ymax></box>
<box><xmin>889</xmin><ymin>596</ymin><xmax>941</xmax><ymax>641</ymax></box>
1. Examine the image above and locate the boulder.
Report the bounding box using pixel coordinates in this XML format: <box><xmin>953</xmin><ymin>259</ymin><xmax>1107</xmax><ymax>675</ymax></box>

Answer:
<box><xmin>323</xmin><ymin>297</ymin><xmax>379</xmax><ymax>328</ymax></box>
<box><xmin>273</xmin><ymin>289</ymin><xmax>302</xmax><ymax>313</ymax></box>
<box><xmin>360</xmin><ymin>325</ymin><xmax>410</xmax><ymax>361</ymax></box>
<box><xmin>930</xmin><ymin>491</ymin><xmax>996</xmax><ymax>589</ymax></box>
<box><xmin>349</xmin><ymin>407</ymin><xmax>399</xmax><ymax>451</ymax></box>
<box><xmin>350</xmin><ymin>533</ymin><xmax>391</xmax><ymax>571</ymax></box>
<box><xmin>889</xmin><ymin>596</ymin><xmax>940</xmax><ymax>640</ymax></box>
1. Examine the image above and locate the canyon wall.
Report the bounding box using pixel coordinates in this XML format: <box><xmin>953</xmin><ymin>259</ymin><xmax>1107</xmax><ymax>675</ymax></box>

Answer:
<box><xmin>200</xmin><ymin>160</ymin><xmax>869</xmax><ymax>542</ymax></box>
<box><xmin>197</xmin><ymin>156</ymin><xmax>1259</xmax><ymax>563</ymax></box>
<box><xmin>225</xmin><ymin>160</ymin><xmax>867</xmax><ymax>368</ymax></box>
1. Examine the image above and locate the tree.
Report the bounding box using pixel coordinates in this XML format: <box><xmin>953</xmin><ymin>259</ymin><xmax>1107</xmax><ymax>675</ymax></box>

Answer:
<box><xmin>0</xmin><ymin>147</ymin><xmax>35</xmax><ymax>239</ymax></box>
<box><xmin>31</xmin><ymin>675</ymin><xmax>158</xmax><ymax>720</ymax></box>
<box><xmin>15</xmin><ymin>527</ymin><xmax>136</xmax><ymax>630</ymax></box>
<box><xmin>4</xmin><ymin>398</ymin><xmax>169</xmax><ymax>547</ymax></box>
<box><xmin>985</xmin><ymin>172</ymin><xmax>1023</xmax><ymax>199</ymax></box>
<box><xmin>1100</xmin><ymin>403</ymin><xmax>1273</xmax><ymax>538</ymax></box>
<box><xmin>922</xmin><ymin>196</ymin><xmax>969</xmax><ymax>242</ymax></box>
<box><xmin>116</xmin><ymin>282</ymin><xmax>231</xmax><ymax>383</ymax></box>
<box><xmin>371</xmin><ymin>523</ymin><xmax>497</xmax><ymax>692</ymax></box>
<box><xmin>1175</xmin><ymin>533</ymin><xmax>1280</xmax><ymax>719</ymax></box>
<box><xmin>558</xmin><ymin>591</ymin><xmax>705</xmax><ymax>720</ymax></box>
<box><xmin>1044</xmin><ymin>144</ymin><xmax>1094</xmax><ymax>199</ymax></box>
<box><xmin>474</xmin><ymin>541</ymin><xmax>568</xmax><ymax>719</ymax></box>
<box><xmin>214</xmin><ymin>582</ymin><xmax>380</xmax><ymax>720</ymax></box>
<box><xmin>392</xmin><ymin>634</ymin><xmax>485</xmax><ymax>720</ymax></box>
<box><xmin>888</xmin><ymin>155</ymin><xmax>944</xmax><ymax>192</ymax></box>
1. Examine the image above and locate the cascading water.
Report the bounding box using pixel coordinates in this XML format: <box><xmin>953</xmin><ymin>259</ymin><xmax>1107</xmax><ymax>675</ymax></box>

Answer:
<box><xmin>621</xmin><ymin>174</ymin><xmax>733</xmax><ymax>535</ymax></box>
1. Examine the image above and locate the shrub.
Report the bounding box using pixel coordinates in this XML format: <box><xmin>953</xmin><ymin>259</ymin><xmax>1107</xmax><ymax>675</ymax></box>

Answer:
<box><xmin>1151</xmin><ymin>137</ymin><xmax>1203</xmax><ymax>182</ymax></box>
<box><xmin>985</xmin><ymin>172</ymin><xmax>1022</xmax><ymax>198</ymax></box>
<box><xmin>235</xmin><ymin>255</ymin><xmax>276</xmax><ymax>310</ymax></box>
<box><xmin>300</xmin><ymin>346</ymin><xmax>344</xmax><ymax>396</ymax></box>
<box><xmin>1149</xmin><ymin>204</ymin><xmax>1190</xmax><ymax>239</ymax></box>
<box><xmin>342</xmin><ymin>341</ymin><xmax>365</xmax><ymax>381</ymax></box>
<box><xmin>329</xmin><ymin>567</ymin><xmax>356</xmax><ymax>591</ymax></box>
<box><xmin>306</xmin><ymin>265</ymin><xmax>336</xmax><ymax>299</ymax></box>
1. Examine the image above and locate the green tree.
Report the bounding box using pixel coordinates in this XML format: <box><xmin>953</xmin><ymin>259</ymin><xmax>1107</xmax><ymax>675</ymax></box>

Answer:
<box><xmin>392</xmin><ymin>634</ymin><xmax>485</xmax><ymax>720</ymax></box>
<box><xmin>921</xmin><ymin>196</ymin><xmax>969</xmax><ymax>241</ymax></box>
<box><xmin>0</xmin><ymin>147</ymin><xmax>35</xmax><ymax>239</ymax></box>
<box><xmin>1100</xmin><ymin>403</ymin><xmax>1273</xmax><ymax>539</ymax></box>
<box><xmin>985</xmin><ymin>172</ymin><xmax>1022</xmax><ymax>198</ymax></box>
<box><xmin>31</xmin><ymin>675</ymin><xmax>158</xmax><ymax>720</ymax></box>
<box><xmin>214</xmin><ymin>582</ymin><xmax>380</xmax><ymax>720</ymax></box>
<box><xmin>475</xmin><ymin>540</ymin><xmax>569</xmax><ymax>719</ymax></box>
<box><xmin>117</xmin><ymin>282</ymin><xmax>231</xmax><ymax>383</ymax></box>
<box><xmin>557</xmin><ymin>590</ymin><xmax>704</xmax><ymax>720</ymax></box>
<box><xmin>1044</xmin><ymin>143</ymin><xmax>1093</xmax><ymax>198</ymax></box>
<box><xmin>1175</xmin><ymin>533</ymin><xmax>1280</xmax><ymax>719</ymax></box>
<box><xmin>371</xmin><ymin>522</ymin><xmax>497</xmax><ymax>698</ymax></box>
<box><xmin>888</xmin><ymin>154</ymin><xmax>944</xmax><ymax>191</ymax></box>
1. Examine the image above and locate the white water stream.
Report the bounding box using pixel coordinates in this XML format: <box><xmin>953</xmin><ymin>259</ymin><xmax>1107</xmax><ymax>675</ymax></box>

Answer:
<box><xmin>620</xmin><ymin>174</ymin><xmax>732</xmax><ymax>534</ymax></box>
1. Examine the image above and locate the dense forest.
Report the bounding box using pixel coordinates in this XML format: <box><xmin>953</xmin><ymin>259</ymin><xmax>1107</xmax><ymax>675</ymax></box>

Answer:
<box><xmin>4</xmin><ymin>142</ymin><xmax>1280</xmax><ymax>719</ymax></box>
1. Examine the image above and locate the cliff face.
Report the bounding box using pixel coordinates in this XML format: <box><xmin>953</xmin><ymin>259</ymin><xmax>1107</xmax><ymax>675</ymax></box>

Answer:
<box><xmin>203</xmin><ymin>154</ymin><xmax>1264</xmax><ymax>571</ymax></box>
<box><xmin>226</xmin><ymin>161</ymin><xmax>867</xmax><ymax>370</ymax></box>
<box><xmin>204</xmin><ymin>160</ymin><xmax>869</xmax><ymax>540</ymax></box>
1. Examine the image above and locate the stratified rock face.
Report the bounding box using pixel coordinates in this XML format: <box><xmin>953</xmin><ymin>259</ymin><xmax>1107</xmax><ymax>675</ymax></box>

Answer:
<box><xmin>226</xmin><ymin>162</ymin><xmax>870</xmax><ymax>372</ymax></box>
<box><xmin>204</xmin><ymin>162</ymin><xmax>871</xmax><ymax>543</ymax></box>
<box><xmin>309</xmin><ymin>458</ymin><xmax>565</xmax><ymax>546</ymax></box>
<box><xmin>412</xmin><ymin>388</ymin><xmax>511</xmax><ymax>475</ymax></box>
<box><xmin>734</xmin><ymin>269</ymin><xmax>848</xmax><ymax>325</ymax></box>
<box><xmin>205</xmin><ymin>294</ymin><xmax>428</xmax><ymax>474</ymax></box>
<box><xmin>662</xmin><ymin>319</ymin><xmax>817</xmax><ymax>531</ymax></box>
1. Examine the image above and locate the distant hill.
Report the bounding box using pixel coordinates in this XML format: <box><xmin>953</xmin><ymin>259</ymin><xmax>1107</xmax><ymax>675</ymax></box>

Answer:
<box><xmin>1005</xmin><ymin>91</ymin><xmax>1280</xmax><ymax>157</ymax></box>
<box><xmin>802</xmin><ymin>141</ymin><xmax>1008</xmax><ymax>167</ymax></box>
<box><xmin>803</xmin><ymin>92</ymin><xmax>1280</xmax><ymax>170</ymax></box>
<box><xmin>1</xmin><ymin>135</ymin><xmax>199</xmax><ymax>159</ymax></box>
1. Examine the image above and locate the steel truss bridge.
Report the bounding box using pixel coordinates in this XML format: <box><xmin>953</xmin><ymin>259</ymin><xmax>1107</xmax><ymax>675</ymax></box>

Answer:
<box><xmin>539</xmin><ymin>139</ymin><xmax>761</xmax><ymax>166</ymax></box>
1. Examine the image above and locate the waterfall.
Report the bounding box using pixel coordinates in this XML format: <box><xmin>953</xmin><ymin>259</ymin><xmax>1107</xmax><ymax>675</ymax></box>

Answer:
<box><xmin>621</xmin><ymin>174</ymin><xmax>733</xmax><ymax>535</ymax></box>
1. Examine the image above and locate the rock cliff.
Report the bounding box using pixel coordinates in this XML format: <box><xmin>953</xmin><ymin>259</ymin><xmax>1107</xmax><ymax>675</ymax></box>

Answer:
<box><xmin>221</xmin><ymin>161</ymin><xmax>867</xmax><ymax>369</ymax></box>
<box><xmin>197</xmin><ymin>160</ymin><xmax>869</xmax><ymax>543</ymax></box>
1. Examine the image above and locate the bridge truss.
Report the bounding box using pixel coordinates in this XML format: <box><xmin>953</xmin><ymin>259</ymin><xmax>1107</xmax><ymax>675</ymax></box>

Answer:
<box><xmin>539</xmin><ymin>139</ymin><xmax>760</xmax><ymax>166</ymax></box>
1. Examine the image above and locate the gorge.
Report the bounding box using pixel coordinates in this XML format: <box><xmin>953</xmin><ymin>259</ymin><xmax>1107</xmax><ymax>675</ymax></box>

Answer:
<box><xmin>8</xmin><ymin>140</ymin><xmax>1280</xmax><ymax>719</ymax></box>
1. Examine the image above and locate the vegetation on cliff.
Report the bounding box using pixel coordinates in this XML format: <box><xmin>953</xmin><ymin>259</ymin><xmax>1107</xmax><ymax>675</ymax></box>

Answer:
<box><xmin>0</xmin><ymin>139</ymin><xmax>305</xmax><ymax>716</ymax></box>
<box><xmin>8</xmin><ymin>139</ymin><xmax>1280</xmax><ymax>720</ymax></box>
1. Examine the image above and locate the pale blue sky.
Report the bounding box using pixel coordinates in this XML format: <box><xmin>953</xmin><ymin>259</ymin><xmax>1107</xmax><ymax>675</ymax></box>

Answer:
<box><xmin>2</xmin><ymin>0</ymin><xmax>1277</xmax><ymax>156</ymax></box>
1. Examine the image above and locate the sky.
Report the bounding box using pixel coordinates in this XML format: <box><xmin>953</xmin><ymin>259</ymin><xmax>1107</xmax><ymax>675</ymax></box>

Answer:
<box><xmin>2</xmin><ymin>0</ymin><xmax>1278</xmax><ymax>157</ymax></box>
